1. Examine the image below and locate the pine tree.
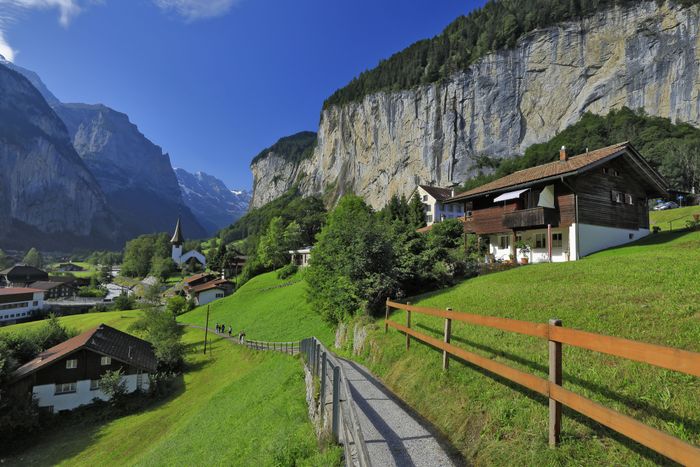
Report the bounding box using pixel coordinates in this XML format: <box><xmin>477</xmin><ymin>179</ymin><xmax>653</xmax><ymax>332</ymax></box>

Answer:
<box><xmin>408</xmin><ymin>193</ymin><xmax>426</xmax><ymax>229</ymax></box>
<box><xmin>22</xmin><ymin>248</ymin><xmax>43</xmax><ymax>268</ymax></box>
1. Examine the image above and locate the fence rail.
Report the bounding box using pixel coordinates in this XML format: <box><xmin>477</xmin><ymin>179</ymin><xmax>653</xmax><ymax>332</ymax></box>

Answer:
<box><xmin>243</xmin><ymin>339</ymin><xmax>300</xmax><ymax>355</ymax></box>
<box><xmin>385</xmin><ymin>300</ymin><xmax>700</xmax><ymax>466</ymax></box>
<box><xmin>301</xmin><ymin>338</ymin><xmax>370</xmax><ymax>467</ymax></box>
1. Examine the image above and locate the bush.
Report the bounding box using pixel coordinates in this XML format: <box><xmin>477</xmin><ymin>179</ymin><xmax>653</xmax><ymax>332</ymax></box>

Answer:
<box><xmin>77</xmin><ymin>286</ymin><xmax>107</xmax><ymax>298</ymax></box>
<box><xmin>99</xmin><ymin>369</ymin><xmax>127</xmax><ymax>406</ymax></box>
<box><xmin>166</xmin><ymin>295</ymin><xmax>191</xmax><ymax>316</ymax></box>
<box><xmin>114</xmin><ymin>293</ymin><xmax>136</xmax><ymax>310</ymax></box>
<box><xmin>276</xmin><ymin>263</ymin><xmax>298</xmax><ymax>280</ymax></box>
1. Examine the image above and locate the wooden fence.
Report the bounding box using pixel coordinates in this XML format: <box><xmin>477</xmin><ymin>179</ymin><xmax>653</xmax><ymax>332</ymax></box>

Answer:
<box><xmin>244</xmin><ymin>339</ymin><xmax>300</xmax><ymax>355</ymax></box>
<box><xmin>385</xmin><ymin>300</ymin><xmax>700</xmax><ymax>466</ymax></box>
<box><xmin>301</xmin><ymin>337</ymin><xmax>370</xmax><ymax>467</ymax></box>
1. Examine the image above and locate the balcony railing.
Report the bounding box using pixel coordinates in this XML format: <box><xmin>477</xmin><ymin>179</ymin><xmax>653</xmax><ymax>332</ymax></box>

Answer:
<box><xmin>502</xmin><ymin>207</ymin><xmax>558</xmax><ymax>229</ymax></box>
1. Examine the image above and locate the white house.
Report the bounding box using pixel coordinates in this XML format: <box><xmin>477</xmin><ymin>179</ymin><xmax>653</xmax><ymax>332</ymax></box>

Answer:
<box><xmin>414</xmin><ymin>185</ymin><xmax>465</xmax><ymax>226</ymax></box>
<box><xmin>170</xmin><ymin>217</ymin><xmax>206</xmax><ymax>269</ymax></box>
<box><xmin>185</xmin><ymin>278</ymin><xmax>233</xmax><ymax>306</ymax></box>
<box><xmin>289</xmin><ymin>247</ymin><xmax>312</xmax><ymax>267</ymax></box>
<box><xmin>10</xmin><ymin>324</ymin><xmax>157</xmax><ymax>413</ymax></box>
<box><xmin>0</xmin><ymin>287</ymin><xmax>45</xmax><ymax>324</ymax></box>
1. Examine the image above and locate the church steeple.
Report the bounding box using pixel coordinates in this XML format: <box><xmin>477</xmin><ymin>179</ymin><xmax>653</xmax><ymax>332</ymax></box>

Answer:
<box><xmin>170</xmin><ymin>216</ymin><xmax>184</xmax><ymax>246</ymax></box>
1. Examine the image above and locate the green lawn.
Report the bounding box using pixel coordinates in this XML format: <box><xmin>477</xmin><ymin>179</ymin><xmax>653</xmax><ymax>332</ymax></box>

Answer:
<box><xmin>178</xmin><ymin>270</ymin><xmax>334</xmax><ymax>346</ymax></box>
<box><xmin>3</xmin><ymin>327</ymin><xmax>340</xmax><ymax>466</ymax></box>
<box><xmin>352</xmin><ymin>230</ymin><xmax>700</xmax><ymax>465</ymax></box>
<box><xmin>649</xmin><ymin>205</ymin><xmax>700</xmax><ymax>231</ymax></box>
<box><xmin>48</xmin><ymin>261</ymin><xmax>97</xmax><ymax>279</ymax></box>
<box><xmin>0</xmin><ymin>310</ymin><xmax>143</xmax><ymax>335</ymax></box>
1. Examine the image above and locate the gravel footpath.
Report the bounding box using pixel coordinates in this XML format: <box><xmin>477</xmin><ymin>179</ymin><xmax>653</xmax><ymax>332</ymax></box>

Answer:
<box><xmin>339</xmin><ymin>358</ymin><xmax>462</xmax><ymax>467</ymax></box>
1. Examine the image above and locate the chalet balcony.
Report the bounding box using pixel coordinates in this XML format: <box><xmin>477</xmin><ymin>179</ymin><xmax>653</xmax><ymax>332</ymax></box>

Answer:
<box><xmin>502</xmin><ymin>207</ymin><xmax>558</xmax><ymax>229</ymax></box>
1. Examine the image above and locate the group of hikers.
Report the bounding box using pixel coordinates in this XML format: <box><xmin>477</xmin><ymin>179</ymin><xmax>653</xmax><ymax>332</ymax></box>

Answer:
<box><xmin>214</xmin><ymin>323</ymin><xmax>246</xmax><ymax>343</ymax></box>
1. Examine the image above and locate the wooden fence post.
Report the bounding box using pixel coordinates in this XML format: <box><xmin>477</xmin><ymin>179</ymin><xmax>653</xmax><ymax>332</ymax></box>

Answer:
<box><xmin>320</xmin><ymin>352</ymin><xmax>327</xmax><ymax>421</ymax></box>
<box><xmin>443</xmin><ymin>308</ymin><xmax>452</xmax><ymax>370</ymax></box>
<box><xmin>385</xmin><ymin>300</ymin><xmax>390</xmax><ymax>333</ymax></box>
<box><xmin>549</xmin><ymin>318</ymin><xmax>563</xmax><ymax>447</ymax></box>
<box><xmin>316</xmin><ymin>343</ymin><xmax>321</xmax><ymax>376</ymax></box>
<box><xmin>406</xmin><ymin>302</ymin><xmax>412</xmax><ymax>350</ymax></box>
<box><xmin>332</xmin><ymin>365</ymin><xmax>340</xmax><ymax>440</ymax></box>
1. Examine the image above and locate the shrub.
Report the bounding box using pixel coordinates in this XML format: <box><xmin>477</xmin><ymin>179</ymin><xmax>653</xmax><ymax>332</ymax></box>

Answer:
<box><xmin>114</xmin><ymin>293</ymin><xmax>136</xmax><ymax>310</ymax></box>
<box><xmin>276</xmin><ymin>263</ymin><xmax>298</xmax><ymax>280</ymax></box>
<box><xmin>99</xmin><ymin>369</ymin><xmax>127</xmax><ymax>405</ymax></box>
<box><xmin>166</xmin><ymin>295</ymin><xmax>191</xmax><ymax>316</ymax></box>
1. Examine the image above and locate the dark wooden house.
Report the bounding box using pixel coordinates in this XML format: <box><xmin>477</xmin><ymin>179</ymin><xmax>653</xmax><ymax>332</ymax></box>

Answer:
<box><xmin>0</xmin><ymin>264</ymin><xmax>49</xmax><ymax>287</ymax></box>
<box><xmin>446</xmin><ymin>142</ymin><xmax>667</xmax><ymax>263</ymax></box>
<box><xmin>11</xmin><ymin>324</ymin><xmax>157</xmax><ymax>413</ymax></box>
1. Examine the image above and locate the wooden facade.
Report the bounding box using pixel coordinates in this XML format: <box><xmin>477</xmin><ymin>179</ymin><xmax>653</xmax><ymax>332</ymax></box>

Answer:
<box><xmin>457</xmin><ymin>153</ymin><xmax>663</xmax><ymax>237</ymax></box>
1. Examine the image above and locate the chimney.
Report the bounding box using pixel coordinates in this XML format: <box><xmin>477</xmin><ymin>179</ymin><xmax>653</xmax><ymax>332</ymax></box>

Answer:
<box><xmin>450</xmin><ymin>188</ymin><xmax>455</xmax><ymax>197</ymax></box>
<box><xmin>559</xmin><ymin>146</ymin><xmax>568</xmax><ymax>161</ymax></box>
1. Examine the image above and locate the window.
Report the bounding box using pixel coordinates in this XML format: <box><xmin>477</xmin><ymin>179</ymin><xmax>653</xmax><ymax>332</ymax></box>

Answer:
<box><xmin>611</xmin><ymin>190</ymin><xmax>623</xmax><ymax>204</ymax></box>
<box><xmin>100</xmin><ymin>356</ymin><xmax>111</xmax><ymax>366</ymax></box>
<box><xmin>498</xmin><ymin>235</ymin><xmax>510</xmax><ymax>250</ymax></box>
<box><xmin>32</xmin><ymin>301</ymin><xmax>38</xmax><ymax>306</ymax></box>
<box><xmin>422</xmin><ymin>195</ymin><xmax>428</xmax><ymax>202</ymax></box>
<box><xmin>535</xmin><ymin>233</ymin><xmax>547</xmax><ymax>249</ymax></box>
<box><xmin>426</xmin><ymin>214</ymin><xmax>433</xmax><ymax>223</ymax></box>
<box><xmin>90</xmin><ymin>379</ymin><xmax>100</xmax><ymax>391</ymax></box>
<box><xmin>552</xmin><ymin>233</ymin><xmax>563</xmax><ymax>248</ymax></box>
<box><xmin>602</xmin><ymin>167</ymin><xmax>609</xmax><ymax>175</ymax></box>
<box><xmin>55</xmin><ymin>382</ymin><xmax>76</xmax><ymax>394</ymax></box>
<box><xmin>216</xmin><ymin>293</ymin><xmax>224</xmax><ymax>298</ymax></box>
<box><xmin>66</xmin><ymin>359</ymin><xmax>78</xmax><ymax>369</ymax></box>
<box><xmin>624</xmin><ymin>193</ymin><xmax>633</xmax><ymax>205</ymax></box>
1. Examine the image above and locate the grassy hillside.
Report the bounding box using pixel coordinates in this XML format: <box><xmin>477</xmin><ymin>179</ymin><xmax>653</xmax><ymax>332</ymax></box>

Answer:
<box><xmin>178</xmin><ymin>270</ymin><xmax>334</xmax><ymax>345</ymax></box>
<box><xmin>3</xmin><ymin>327</ymin><xmax>340</xmax><ymax>466</ymax></box>
<box><xmin>0</xmin><ymin>310</ymin><xmax>143</xmax><ymax>335</ymax></box>
<box><xmin>650</xmin><ymin>205</ymin><xmax>700</xmax><ymax>231</ymax></box>
<box><xmin>351</xmin><ymin>230</ymin><xmax>700</xmax><ymax>465</ymax></box>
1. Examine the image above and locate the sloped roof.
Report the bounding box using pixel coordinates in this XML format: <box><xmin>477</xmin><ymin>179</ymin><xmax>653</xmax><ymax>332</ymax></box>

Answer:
<box><xmin>419</xmin><ymin>185</ymin><xmax>455</xmax><ymax>201</ymax></box>
<box><xmin>29</xmin><ymin>281</ymin><xmax>69</xmax><ymax>291</ymax></box>
<box><xmin>0</xmin><ymin>264</ymin><xmax>48</xmax><ymax>279</ymax></box>
<box><xmin>183</xmin><ymin>272</ymin><xmax>215</xmax><ymax>285</ymax></box>
<box><xmin>188</xmin><ymin>279</ymin><xmax>231</xmax><ymax>294</ymax></box>
<box><xmin>0</xmin><ymin>287</ymin><xmax>43</xmax><ymax>296</ymax></box>
<box><xmin>449</xmin><ymin>142</ymin><xmax>667</xmax><ymax>201</ymax></box>
<box><xmin>12</xmin><ymin>324</ymin><xmax>158</xmax><ymax>381</ymax></box>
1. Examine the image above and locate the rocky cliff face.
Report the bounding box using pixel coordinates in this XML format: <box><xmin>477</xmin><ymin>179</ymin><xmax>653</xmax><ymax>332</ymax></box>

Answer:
<box><xmin>0</xmin><ymin>64</ymin><xmax>117</xmax><ymax>249</ymax></box>
<box><xmin>251</xmin><ymin>1</ymin><xmax>700</xmax><ymax>209</ymax></box>
<box><xmin>175</xmin><ymin>168</ymin><xmax>250</xmax><ymax>234</ymax></box>
<box><xmin>54</xmin><ymin>103</ymin><xmax>207</xmax><ymax>239</ymax></box>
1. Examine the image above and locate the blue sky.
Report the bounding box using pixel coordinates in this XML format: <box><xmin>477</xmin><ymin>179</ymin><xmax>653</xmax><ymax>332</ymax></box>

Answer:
<box><xmin>1</xmin><ymin>0</ymin><xmax>486</xmax><ymax>190</ymax></box>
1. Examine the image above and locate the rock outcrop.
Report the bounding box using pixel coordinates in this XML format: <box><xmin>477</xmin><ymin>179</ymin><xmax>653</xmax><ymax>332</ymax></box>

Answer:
<box><xmin>54</xmin><ymin>103</ymin><xmax>207</xmax><ymax>239</ymax></box>
<box><xmin>175</xmin><ymin>168</ymin><xmax>251</xmax><ymax>234</ymax></box>
<box><xmin>251</xmin><ymin>2</ymin><xmax>700</xmax><ymax>209</ymax></box>
<box><xmin>0</xmin><ymin>64</ymin><xmax>117</xmax><ymax>249</ymax></box>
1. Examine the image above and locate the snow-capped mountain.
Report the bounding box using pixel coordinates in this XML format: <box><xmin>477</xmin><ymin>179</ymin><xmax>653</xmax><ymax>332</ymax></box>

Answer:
<box><xmin>175</xmin><ymin>168</ymin><xmax>250</xmax><ymax>235</ymax></box>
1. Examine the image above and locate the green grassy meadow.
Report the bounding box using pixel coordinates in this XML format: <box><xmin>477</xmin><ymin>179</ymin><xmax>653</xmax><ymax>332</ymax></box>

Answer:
<box><xmin>351</xmin><ymin>230</ymin><xmax>700</xmax><ymax>465</ymax></box>
<box><xmin>649</xmin><ymin>205</ymin><xmax>700</xmax><ymax>231</ymax></box>
<box><xmin>178</xmin><ymin>270</ymin><xmax>334</xmax><ymax>345</ymax></box>
<box><xmin>3</xmin><ymin>324</ymin><xmax>340</xmax><ymax>466</ymax></box>
<box><xmin>48</xmin><ymin>261</ymin><xmax>97</xmax><ymax>279</ymax></box>
<box><xmin>0</xmin><ymin>310</ymin><xmax>143</xmax><ymax>335</ymax></box>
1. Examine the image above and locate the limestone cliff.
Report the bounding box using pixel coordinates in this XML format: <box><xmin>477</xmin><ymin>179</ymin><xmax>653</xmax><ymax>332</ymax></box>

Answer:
<box><xmin>0</xmin><ymin>65</ymin><xmax>117</xmax><ymax>249</ymax></box>
<box><xmin>251</xmin><ymin>1</ymin><xmax>700</xmax><ymax>209</ymax></box>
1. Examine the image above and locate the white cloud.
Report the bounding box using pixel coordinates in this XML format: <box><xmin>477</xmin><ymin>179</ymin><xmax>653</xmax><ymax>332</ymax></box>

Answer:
<box><xmin>0</xmin><ymin>30</ymin><xmax>15</xmax><ymax>61</ymax></box>
<box><xmin>153</xmin><ymin>0</ymin><xmax>236</xmax><ymax>21</ymax></box>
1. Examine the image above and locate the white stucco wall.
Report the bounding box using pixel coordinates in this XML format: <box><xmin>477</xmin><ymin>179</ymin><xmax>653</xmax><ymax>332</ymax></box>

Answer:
<box><xmin>576</xmin><ymin>223</ymin><xmax>650</xmax><ymax>257</ymax></box>
<box><xmin>488</xmin><ymin>228</ymin><xmax>572</xmax><ymax>264</ymax></box>
<box><xmin>196</xmin><ymin>288</ymin><xmax>224</xmax><ymax>306</ymax></box>
<box><xmin>0</xmin><ymin>292</ymin><xmax>44</xmax><ymax>323</ymax></box>
<box><xmin>32</xmin><ymin>373</ymin><xmax>150</xmax><ymax>413</ymax></box>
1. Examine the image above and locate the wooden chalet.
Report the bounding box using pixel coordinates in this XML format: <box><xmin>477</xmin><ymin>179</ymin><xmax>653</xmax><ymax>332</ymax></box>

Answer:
<box><xmin>446</xmin><ymin>142</ymin><xmax>668</xmax><ymax>263</ymax></box>
<box><xmin>11</xmin><ymin>324</ymin><xmax>157</xmax><ymax>413</ymax></box>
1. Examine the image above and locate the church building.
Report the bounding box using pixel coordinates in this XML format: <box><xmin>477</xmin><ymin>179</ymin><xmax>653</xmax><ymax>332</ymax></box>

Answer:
<box><xmin>170</xmin><ymin>217</ymin><xmax>207</xmax><ymax>269</ymax></box>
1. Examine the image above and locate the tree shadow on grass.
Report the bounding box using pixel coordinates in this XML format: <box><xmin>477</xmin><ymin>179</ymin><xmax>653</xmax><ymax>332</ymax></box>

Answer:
<box><xmin>406</xmin><ymin>331</ymin><xmax>688</xmax><ymax>466</ymax></box>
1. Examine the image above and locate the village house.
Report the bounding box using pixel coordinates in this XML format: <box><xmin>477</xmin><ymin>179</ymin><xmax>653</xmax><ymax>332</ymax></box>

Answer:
<box><xmin>185</xmin><ymin>279</ymin><xmax>234</xmax><ymax>306</ymax></box>
<box><xmin>57</xmin><ymin>263</ymin><xmax>85</xmax><ymax>272</ymax></box>
<box><xmin>28</xmin><ymin>281</ymin><xmax>76</xmax><ymax>300</ymax></box>
<box><xmin>413</xmin><ymin>185</ymin><xmax>465</xmax><ymax>226</ymax></box>
<box><xmin>289</xmin><ymin>247</ymin><xmax>312</xmax><ymax>267</ymax></box>
<box><xmin>0</xmin><ymin>264</ymin><xmax>49</xmax><ymax>287</ymax></box>
<box><xmin>10</xmin><ymin>324</ymin><xmax>157</xmax><ymax>413</ymax></box>
<box><xmin>445</xmin><ymin>142</ymin><xmax>667</xmax><ymax>263</ymax></box>
<box><xmin>0</xmin><ymin>287</ymin><xmax>45</xmax><ymax>324</ymax></box>
<box><xmin>182</xmin><ymin>272</ymin><xmax>218</xmax><ymax>289</ymax></box>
